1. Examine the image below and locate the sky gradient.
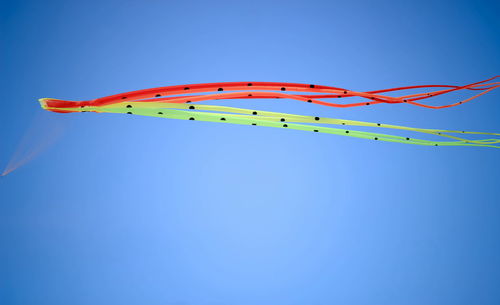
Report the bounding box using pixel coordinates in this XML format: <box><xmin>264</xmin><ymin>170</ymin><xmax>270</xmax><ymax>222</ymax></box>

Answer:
<box><xmin>1</xmin><ymin>0</ymin><xmax>500</xmax><ymax>304</ymax></box>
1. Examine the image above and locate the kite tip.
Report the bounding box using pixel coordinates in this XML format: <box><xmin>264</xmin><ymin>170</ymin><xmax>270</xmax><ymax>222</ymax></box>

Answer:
<box><xmin>38</xmin><ymin>98</ymin><xmax>81</xmax><ymax>113</ymax></box>
<box><xmin>38</xmin><ymin>98</ymin><xmax>51</xmax><ymax>109</ymax></box>
<box><xmin>38</xmin><ymin>97</ymin><xmax>64</xmax><ymax>108</ymax></box>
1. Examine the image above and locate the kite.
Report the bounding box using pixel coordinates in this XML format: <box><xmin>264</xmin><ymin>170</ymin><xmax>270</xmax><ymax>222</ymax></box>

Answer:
<box><xmin>39</xmin><ymin>77</ymin><xmax>500</xmax><ymax>148</ymax></box>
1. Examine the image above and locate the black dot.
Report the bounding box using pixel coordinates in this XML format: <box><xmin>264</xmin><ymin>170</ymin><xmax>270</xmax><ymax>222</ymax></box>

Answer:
<box><xmin>403</xmin><ymin>99</ymin><xmax>408</xmax><ymax>103</ymax></box>
<box><xmin>459</xmin><ymin>102</ymin><xmax>463</xmax><ymax>104</ymax></box>
<box><xmin>342</xmin><ymin>122</ymin><xmax>345</xmax><ymax>125</ymax></box>
<box><xmin>155</xmin><ymin>94</ymin><xmax>161</xmax><ymax>97</ymax></box>
<box><xmin>248</xmin><ymin>94</ymin><xmax>253</xmax><ymax>97</ymax></box>
<box><xmin>366</xmin><ymin>103</ymin><xmax>370</xmax><ymax>105</ymax></box>
<box><xmin>184</xmin><ymin>87</ymin><xmax>190</xmax><ymax>90</ymax></box>
<box><xmin>126</xmin><ymin>105</ymin><xmax>132</xmax><ymax>108</ymax></box>
<box><xmin>252</xmin><ymin>123</ymin><xmax>257</xmax><ymax>126</ymax></box>
<box><xmin>344</xmin><ymin>90</ymin><xmax>347</xmax><ymax>94</ymax></box>
<box><xmin>307</xmin><ymin>99</ymin><xmax>312</xmax><ymax>103</ymax></box>
<box><xmin>435</xmin><ymin>144</ymin><xmax>438</xmax><ymax>146</ymax></box>
<box><xmin>345</xmin><ymin>130</ymin><xmax>349</xmax><ymax>133</ymax></box>
<box><xmin>189</xmin><ymin>117</ymin><xmax>195</xmax><ymax>120</ymax></box>
<box><xmin>280</xmin><ymin>118</ymin><xmax>285</xmax><ymax>122</ymax></box>
<box><xmin>218</xmin><ymin>88</ymin><xmax>223</xmax><ymax>91</ymax></box>
<box><xmin>281</xmin><ymin>87</ymin><xmax>286</xmax><ymax>91</ymax></box>
<box><xmin>314</xmin><ymin>129</ymin><xmax>319</xmax><ymax>132</ymax></box>
<box><xmin>337</xmin><ymin>95</ymin><xmax>342</xmax><ymax>98</ymax></box>
<box><xmin>283</xmin><ymin>124</ymin><xmax>288</xmax><ymax>127</ymax></box>
<box><xmin>158</xmin><ymin>112</ymin><xmax>163</xmax><ymax>115</ymax></box>
<box><xmin>252</xmin><ymin>111</ymin><xmax>257</xmax><ymax>115</ymax></box>
<box><xmin>186</xmin><ymin>101</ymin><xmax>191</xmax><ymax>103</ymax></box>
<box><xmin>314</xmin><ymin>117</ymin><xmax>320</xmax><ymax>121</ymax></box>
<box><xmin>127</xmin><ymin>112</ymin><xmax>132</xmax><ymax>114</ymax></box>
<box><xmin>220</xmin><ymin>118</ymin><xmax>226</xmax><ymax>121</ymax></box>
<box><xmin>377</xmin><ymin>123</ymin><xmax>381</xmax><ymax>126</ymax></box>
<box><xmin>374</xmin><ymin>137</ymin><xmax>378</xmax><ymax>140</ymax></box>
<box><xmin>121</xmin><ymin>96</ymin><xmax>127</xmax><ymax>99</ymax></box>
<box><xmin>247</xmin><ymin>83</ymin><xmax>253</xmax><ymax>86</ymax></box>
<box><xmin>406</xmin><ymin>137</ymin><xmax>410</xmax><ymax>140</ymax></box>
<box><xmin>189</xmin><ymin>106</ymin><xmax>195</xmax><ymax>109</ymax></box>
<box><xmin>309</xmin><ymin>84</ymin><xmax>315</xmax><ymax>88</ymax></box>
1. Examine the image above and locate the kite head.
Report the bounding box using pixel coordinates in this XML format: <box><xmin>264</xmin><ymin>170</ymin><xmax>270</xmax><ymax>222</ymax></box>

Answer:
<box><xmin>39</xmin><ymin>98</ymin><xmax>89</xmax><ymax>113</ymax></box>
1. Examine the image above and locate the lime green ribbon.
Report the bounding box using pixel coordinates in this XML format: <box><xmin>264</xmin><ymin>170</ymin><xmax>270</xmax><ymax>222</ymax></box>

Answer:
<box><xmin>43</xmin><ymin>101</ymin><xmax>500</xmax><ymax>148</ymax></box>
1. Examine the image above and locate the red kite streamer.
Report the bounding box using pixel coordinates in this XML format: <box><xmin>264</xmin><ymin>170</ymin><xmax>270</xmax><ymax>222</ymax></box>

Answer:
<box><xmin>41</xmin><ymin>76</ymin><xmax>499</xmax><ymax>113</ymax></box>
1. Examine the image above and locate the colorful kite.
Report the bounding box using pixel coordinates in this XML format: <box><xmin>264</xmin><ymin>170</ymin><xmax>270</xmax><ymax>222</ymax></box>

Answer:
<box><xmin>39</xmin><ymin>77</ymin><xmax>500</xmax><ymax>148</ymax></box>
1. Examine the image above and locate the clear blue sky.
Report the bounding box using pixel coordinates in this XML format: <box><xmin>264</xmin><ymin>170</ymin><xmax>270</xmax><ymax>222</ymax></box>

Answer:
<box><xmin>1</xmin><ymin>0</ymin><xmax>499</xmax><ymax>304</ymax></box>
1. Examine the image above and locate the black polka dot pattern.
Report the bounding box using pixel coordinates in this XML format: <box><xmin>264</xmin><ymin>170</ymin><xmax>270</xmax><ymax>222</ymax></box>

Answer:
<box><xmin>43</xmin><ymin>79</ymin><xmax>494</xmax><ymax>149</ymax></box>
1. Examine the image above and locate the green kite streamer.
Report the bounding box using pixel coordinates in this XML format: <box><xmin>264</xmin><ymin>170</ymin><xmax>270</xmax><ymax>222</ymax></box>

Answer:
<box><xmin>42</xmin><ymin>101</ymin><xmax>500</xmax><ymax>148</ymax></box>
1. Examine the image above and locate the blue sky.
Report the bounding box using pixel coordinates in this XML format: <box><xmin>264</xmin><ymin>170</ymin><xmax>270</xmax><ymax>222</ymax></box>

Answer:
<box><xmin>1</xmin><ymin>0</ymin><xmax>499</xmax><ymax>304</ymax></box>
